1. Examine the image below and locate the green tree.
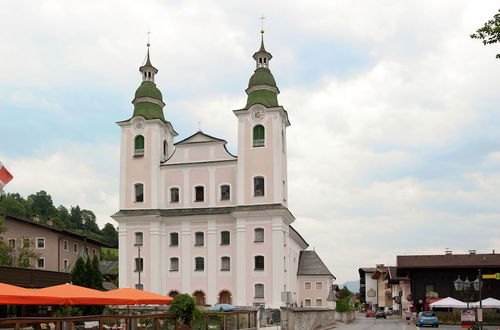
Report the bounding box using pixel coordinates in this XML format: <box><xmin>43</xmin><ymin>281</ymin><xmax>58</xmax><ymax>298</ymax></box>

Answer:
<box><xmin>26</xmin><ymin>190</ymin><xmax>58</xmax><ymax>221</ymax></box>
<box><xmin>339</xmin><ymin>286</ymin><xmax>353</xmax><ymax>300</ymax></box>
<box><xmin>71</xmin><ymin>257</ymin><xmax>87</xmax><ymax>286</ymax></box>
<box><xmin>0</xmin><ymin>215</ymin><xmax>13</xmax><ymax>266</ymax></box>
<box><xmin>101</xmin><ymin>223</ymin><xmax>118</xmax><ymax>248</ymax></box>
<box><xmin>91</xmin><ymin>255</ymin><xmax>103</xmax><ymax>290</ymax></box>
<box><xmin>70</xmin><ymin>206</ymin><xmax>83</xmax><ymax>229</ymax></box>
<box><xmin>471</xmin><ymin>9</ymin><xmax>500</xmax><ymax>59</ymax></box>
<box><xmin>81</xmin><ymin>209</ymin><xmax>100</xmax><ymax>234</ymax></box>
<box><xmin>169</xmin><ymin>294</ymin><xmax>200</xmax><ymax>326</ymax></box>
<box><xmin>15</xmin><ymin>238</ymin><xmax>39</xmax><ymax>268</ymax></box>
<box><xmin>0</xmin><ymin>193</ymin><xmax>28</xmax><ymax>217</ymax></box>
<box><xmin>336</xmin><ymin>296</ymin><xmax>355</xmax><ymax>312</ymax></box>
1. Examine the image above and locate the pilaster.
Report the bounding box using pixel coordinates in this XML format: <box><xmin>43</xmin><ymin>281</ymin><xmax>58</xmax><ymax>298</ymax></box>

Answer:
<box><xmin>207</xmin><ymin>220</ymin><xmax>217</xmax><ymax>304</ymax></box>
<box><xmin>118</xmin><ymin>222</ymin><xmax>128</xmax><ymax>288</ymax></box>
<box><xmin>235</xmin><ymin>218</ymin><xmax>246</xmax><ymax>305</ymax></box>
<box><xmin>272</xmin><ymin>217</ymin><xmax>284</xmax><ymax>306</ymax></box>
<box><xmin>150</xmin><ymin>220</ymin><xmax>161</xmax><ymax>294</ymax></box>
<box><xmin>181</xmin><ymin>221</ymin><xmax>191</xmax><ymax>294</ymax></box>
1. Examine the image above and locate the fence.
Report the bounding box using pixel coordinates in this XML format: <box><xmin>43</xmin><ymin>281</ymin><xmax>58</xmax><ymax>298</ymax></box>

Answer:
<box><xmin>0</xmin><ymin>311</ymin><xmax>258</xmax><ymax>330</ymax></box>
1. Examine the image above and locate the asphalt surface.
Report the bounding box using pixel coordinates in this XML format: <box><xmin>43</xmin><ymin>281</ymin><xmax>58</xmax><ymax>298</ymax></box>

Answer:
<box><xmin>334</xmin><ymin>315</ymin><xmax>480</xmax><ymax>330</ymax></box>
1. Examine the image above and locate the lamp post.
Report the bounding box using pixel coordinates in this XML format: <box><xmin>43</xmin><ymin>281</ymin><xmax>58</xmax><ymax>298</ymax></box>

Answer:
<box><xmin>453</xmin><ymin>270</ymin><xmax>483</xmax><ymax>330</ymax></box>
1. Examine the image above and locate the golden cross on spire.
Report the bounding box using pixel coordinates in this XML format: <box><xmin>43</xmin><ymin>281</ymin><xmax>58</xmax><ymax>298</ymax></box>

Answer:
<box><xmin>147</xmin><ymin>29</ymin><xmax>152</xmax><ymax>47</ymax></box>
<box><xmin>258</xmin><ymin>16</ymin><xmax>266</xmax><ymax>34</ymax></box>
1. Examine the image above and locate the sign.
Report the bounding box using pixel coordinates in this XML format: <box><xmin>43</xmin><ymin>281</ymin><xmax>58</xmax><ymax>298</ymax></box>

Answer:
<box><xmin>0</xmin><ymin>162</ymin><xmax>13</xmax><ymax>190</ymax></box>
<box><xmin>461</xmin><ymin>309</ymin><xmax>475</xmax><ymax>328</ymax></box>
<box><xmin>367</xmin><ymin>289</ymin><xmax>376</xmax><ymax>297</ymax></box>
<box><xmin>482</xmin><ymin>273</ymin><xmax>500</xmax><ymax>280</ymax></box>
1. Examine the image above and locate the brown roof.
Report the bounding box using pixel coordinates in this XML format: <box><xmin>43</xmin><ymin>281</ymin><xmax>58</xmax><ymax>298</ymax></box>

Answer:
<box><xmin>397</xmin><ymin>253</ymin><xmax>500</xmax><ymax>269</ymax></box>
<box><xmin>0</xmin><ymin>212</ymin><xmax>112</xmax><ymax>248</ymax></box>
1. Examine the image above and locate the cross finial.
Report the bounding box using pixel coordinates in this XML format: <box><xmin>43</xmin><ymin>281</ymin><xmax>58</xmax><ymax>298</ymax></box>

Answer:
<box><xmin>147</xmin><ymin>29</ymin><xmax>152</xmax><ymax>47</ymax></box>
<box><xmin>258</xmin><ymin>16</ymin><xmax>266</xmax><ymax>34</ymax></box>
<box><xmin>197</xmin><ymin>121</ymin><xmax>202</xmax><ymax>132</ymax></box>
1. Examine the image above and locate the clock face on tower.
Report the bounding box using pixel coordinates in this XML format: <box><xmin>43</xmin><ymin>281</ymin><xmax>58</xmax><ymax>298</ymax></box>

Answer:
<box><xmin>250</xmin><ymin>108</ymin><xmax>265</xmax><ymax>122</ymax></box>
<box><xmin>132</xmin><ymin>118</ymin><xmax>145</xmax><ymax>133</ymax></box>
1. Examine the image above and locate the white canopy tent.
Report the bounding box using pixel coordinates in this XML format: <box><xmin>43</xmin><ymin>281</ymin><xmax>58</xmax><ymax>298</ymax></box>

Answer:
<box><xmin>471</xmin><ymin>297</ymin><xmax>500</xmax><ymax>308</ymax></box>
<box><xmin>429</xmin><ymin>297</ymin><xmax>467</xmax><ymax>309</ymax></box>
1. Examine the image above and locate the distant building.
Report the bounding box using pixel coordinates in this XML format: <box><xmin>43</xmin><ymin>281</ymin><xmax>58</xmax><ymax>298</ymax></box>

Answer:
<box><xmin>397</xmin><ymin>251</ymin><xmax>500</xmax><ymax>311</ymax></box>
<box><xmin>358</xmin><ymin>267</ymin><xmax>377</xmax><ymax>310</ymax></box>
<box><xmin>0</xmin><ymin>212</ymin><xmax>110</xmax><ymax>272</ymax></box>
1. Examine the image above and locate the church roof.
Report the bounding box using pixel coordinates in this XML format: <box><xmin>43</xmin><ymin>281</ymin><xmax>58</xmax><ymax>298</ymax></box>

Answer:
<box><xmin>174</xmin><ymin>131</ymin><xmax>227</xmax><ymax>145</ymax></box>
<box><xmin>297</xmin><ymin>250</ymin><xmax>334</xmax><ymax>278</ymax></box>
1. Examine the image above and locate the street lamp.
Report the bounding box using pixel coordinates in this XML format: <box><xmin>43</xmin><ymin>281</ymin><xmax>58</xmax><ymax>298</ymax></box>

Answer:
<box><xmin>453</xmin><ymin>270</ymin><xmax>483</xmax><ymax>330</ymax></box>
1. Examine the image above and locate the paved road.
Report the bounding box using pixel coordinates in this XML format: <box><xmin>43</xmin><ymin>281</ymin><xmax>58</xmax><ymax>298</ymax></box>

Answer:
<box><xmin>334</xmin><ymin>315</ymin><xmax>477</xmax><ymax>330</ymax></box>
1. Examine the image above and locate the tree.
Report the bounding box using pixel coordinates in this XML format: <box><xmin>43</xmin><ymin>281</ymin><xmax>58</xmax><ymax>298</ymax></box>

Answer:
<box><xmin>339</xmin><ymin>286</ymin><xmax>353</xmax><ymax>300</ymax></box>
<box><xmin>15</xmin><ymin>238</ymin><xmax>40</xmax><ymax>268</ymax></box>
<box><xmin>471</xmin><ymin>9</ymin><xmax>500</xmax><ymax>59</ymax></box>
<box><xmin>0</xmin><ymin>193</ymin><xmax>28</xmax><ymax>217</ymax></box>
<box><xmin>0</xmin><ymin>215</ymin><xmax>13</xmax><ymax>266</ymax></box>
<box><xmin>90</xmin><ymin>255</ymin><xmax>103</xmax><ymax>290</ymax></box>
<box><xmin>81</xmin><ymin>209</ymin><xmax>100</xmax><ymax>234</ymax></box>
<box><xmin>336</xmin><ymin>296</ymin><xmax>355</xmax><ymax>312</ymax></box>
<box><xmin>26</xmin><ymin>191</ymin><xmax>58</xmax><ymax>221</ymax></box>
<box><xmin>71</xmin><ymin>257</ymin><xmax>87</xmax><ymax>286</ymax></box>
<box><xmin>169</xmin><ymin>294</ymin><xmax>200</xmax><ymax>327</ymax></box>
<box><xmin>70</xmin><ymin>206</ymin><xmax>83</xmax><ymax>229</ymax></box>
<box><xmin>101</xmin><ymin>223</ymin><xmax>118</xmax><ymax>248</ymax></box>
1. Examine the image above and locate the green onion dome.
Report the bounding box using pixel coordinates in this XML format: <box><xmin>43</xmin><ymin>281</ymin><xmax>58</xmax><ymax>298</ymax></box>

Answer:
<box><xmin>135</xmin><ymin>81</ymin><xmax>163</xmax><ymax>101</ymax></box>
<box><xmin>248</xmin><ymin>68</ymin><xmax>277</xmax><ymax>88</ymax></box>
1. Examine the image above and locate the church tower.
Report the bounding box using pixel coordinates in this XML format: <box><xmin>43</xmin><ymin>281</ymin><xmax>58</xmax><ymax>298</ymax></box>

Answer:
<box><xmin>117</xmin><ymin>44</ymin><xmax>178</xmax><ymax>211</ymax></box>
<box><xmin>234</xmin><ymin>30</ymin><xmax>290</xmax><ymax>207</ymax></box>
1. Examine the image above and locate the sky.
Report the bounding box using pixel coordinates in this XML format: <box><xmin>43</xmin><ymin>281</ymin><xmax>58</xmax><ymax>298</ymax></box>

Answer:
<box><xmin>1</xmin><ymin>0</ymin><xmax>500</xmax><ymax>284</ymax></box>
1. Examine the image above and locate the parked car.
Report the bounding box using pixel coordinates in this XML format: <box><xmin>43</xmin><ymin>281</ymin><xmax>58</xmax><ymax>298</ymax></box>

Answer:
<box><xmin>415</xmin><ymin>311</ymin><xmax>439</xmax><ymax>327</ymax></box>
<box><xmin>375</xmin><ymin>310</ymin><xmax>386</xmax><ymax>319</ymax></box>
<box><xmin>365</xmin><ymin>311</ymin><xmax>376</xmax><ymax>317</ymax></box>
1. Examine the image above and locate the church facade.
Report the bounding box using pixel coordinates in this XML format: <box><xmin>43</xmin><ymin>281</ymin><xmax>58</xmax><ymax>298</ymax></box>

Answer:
<box><xmin>112</xmin><ymin>33</ymin><xmax>335</xmax><ymax>308</ymax></box>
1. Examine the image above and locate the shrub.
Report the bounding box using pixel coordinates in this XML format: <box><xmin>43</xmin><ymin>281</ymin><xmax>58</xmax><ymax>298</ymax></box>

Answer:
<box><xmin>168</xmin><ymin>294</ymin><xmax>200</xmax><ymax>326</ymax></box>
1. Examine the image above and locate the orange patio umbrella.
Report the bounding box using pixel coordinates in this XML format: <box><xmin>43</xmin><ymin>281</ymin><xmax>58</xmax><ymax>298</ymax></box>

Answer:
<box><xmin>103</xmin><ymin>288</ymin><xmax>173</xmax><ymax>305</ymax></box>
<box><xmin>34</xmin><ymin>283</ymin><xmax>135</xmax><ymax>305</ymax></box>
<box><xmin>0</xmin><ymin>283</ymin><xmax>63</xmax><ymax>305</ymax></box>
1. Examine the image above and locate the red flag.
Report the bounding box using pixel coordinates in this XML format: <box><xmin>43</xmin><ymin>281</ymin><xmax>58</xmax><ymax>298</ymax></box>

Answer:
<box><xmin>0</xmin><ymin>162</ymin><xmax>13</xmax><ymax>189</ymax></box>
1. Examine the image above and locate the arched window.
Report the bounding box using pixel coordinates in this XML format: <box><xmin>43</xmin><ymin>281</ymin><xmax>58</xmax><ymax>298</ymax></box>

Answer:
<box><xmin>254</xmin><ymin>176</ymin><xmax>265</xmax><ymax>197</ymax></box>
<box><xmin>254</xmin><ymin>284</ymin><xmax>264</xmax><ymax>298</ymax></box>
<box><xmin>254</xmin><ymin>228</ymin><xmax>264</xmax><ymax>242</ymax></box>
<box><xmin>168</xmin><ymin>290</ymin><xmax>179</xmax><ymax>298</ymax></box>
<box><xmin>220</xmin><ymin>185</ymin><xmax>230</xmax><ymax>200</ymax></box>
<box><xmin>134</xmin><ymin>183</ymin><xmax>144</xmax><ymax>202</ymax></box>
<box><xmin>195</xmin><ymin>186</ymin><xmax>204</xmax><ymax>202</ymax></box>
<box><xmin>219</xmin><ymin>290</ymin><xmax>232</xmax><ymax>304</ymax></box>
<box><xmin>170</xmin><ymin>187</ymin><xmax>179</xmax><ymax>203</ymax></box>
<box><xmin>170</xmin><ymin>257</ymin><xmax>179</xmax><ymax>271</ymax></box>
<box><xmin>195</xmin><ymin>232</ymin><xmax>204</xmax><ymax>246</ymax></box>
<box><xmin>195</xmin><ymin>257</ymin><xmax>204</xmax><ymax>271</ymax></box>
<box><xmin>163</xmin><ymin>140</ymin><xmax>168</xmax><ymax>157</ymax></box>
<box><xmin>134</xmin><ymin>232</ymin><xmax>143</xmax><ymax>246</ymax></box>
<box><xmin>221</xmin><ymin>256</ymin><xmax>230</xmax><ymax>271</ymax></box>
<box><xmin>134</xmin><ymin>135</ymin><xmax>145</xmax><ymax>156</ymax></box>
<box><xmin>253</xmin><ymin>125</ymin><xmax>265</xmax><ymax>147</ymax></box>
<box><xmin>254</xmin><ymin>255</ymin><xmax>264</xmax><ymax>270</ymax></box>
<box><xmin>193</xmin><ymin>290</ymin><xmax>206</xmax><ymax>305</ymax></box>
<box><xmin>220</xmin><ymin>231</ymin><xmax>230</xmax><ymax>245</ymax></box>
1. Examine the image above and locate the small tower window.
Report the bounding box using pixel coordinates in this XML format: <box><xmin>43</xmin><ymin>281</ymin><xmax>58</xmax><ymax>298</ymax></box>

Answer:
<box><xmin>163</xmin><ymin>140</ymin><xmax>168</xmax><ymax>158</ymax></box>
<box><xmin>255</xmin><ymin>284</ymin><xmax>264</xmax><ymax>298</ymax></box>
<box><xmin>170</xmin><ymin>232</ymin><xmax>179</xmax><ymax>246</ymax></box>
<box><xmin>170</xmin><ymin>257</ymin><xmax>179</xmax><ymax>271</ymax></box>
<box><xmin>170</xmin><ymin>187</ymin><xmax>179</xmax><ymax>203</ymax></box>
<box><xmin>221</xmin><ymin>256</ymin><xmax>230</xmax><ymax>271</ymax></box>
<box><xmin>195</xmin><ymin>257</ymin><xmax>205</xmax><ymax>271</ymax></box>
<box><xmin>195</xmin><ymin>232</ymin><xmax>204</xmax><ymax>246</ymax></box>
<box><xmin>254</xmin><ymin>176</ymin><xmax>265</xmax><ymax>197</ymax></box>
<box><xmin>220</xmin><ymin>185</ymin><xmax>230</xmax><ymax>200</ymax></box>
<box><xmin>134</xmin><ymin>183</ymin><xmax>144</xmax><ymax>202</ymax></box>
<box><xmin>134</xmin><ymin>232</ymin><xmax>143</xmax><ymax>246</ymax></box>
<box><xmin>254</xmin><ymin>255</ymin><xmax>264</xmax><ymax>270</ymax></box>
<box><xmin>195</xmin><ymin>186</ymin><xmax>204</xmax><ymax>202</ymax></box>
<box><xmin>221</xmin><ymin>231</ymin><xmax>230</xmax><ymax>245</ymax></box>
<box><xmin>264</xmin><ymin>58</ymin><xmax>267</xmax><ymax>63</ymax></box>
<box><xmin>253</xmin><ymin>125</ymin><xmax>265</xmax><ymax>147</ymax></box>
<box><xmin>254</xmin><ymin>228</ymin><xmax>264</xmax><ymax>242</ymax></box>
<box><xmin>134</xmin><ymin>135</ymin><xmax>145</xmax><ymax>156</ymax></box>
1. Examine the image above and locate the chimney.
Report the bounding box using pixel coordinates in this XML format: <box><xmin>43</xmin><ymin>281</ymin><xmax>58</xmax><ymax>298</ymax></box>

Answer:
<box><xmin>33</xmin><ymin>215</ymin><xmax>40</xmax><ymax>222</ymax></box>
<box><xmin>445</xmin><ymin>249</ymin><xmax>452</xmax><ymax>255</ymax></box>
<box><xmin>47</xmin><ymin>218</ymin><xmax>54</xmax><ymax>226</ymax></box>
<box><xmin>469</xmin><ymin>250</ymin><xmax>476</xmax><ymax>255</ymax></box>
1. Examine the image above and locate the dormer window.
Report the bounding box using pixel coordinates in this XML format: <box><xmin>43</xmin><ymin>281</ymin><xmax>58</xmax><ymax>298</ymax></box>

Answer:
<box><xmin>134</xmin><ymin>135</ymin><xmax>145</xmax><ymax>157</ymax></box>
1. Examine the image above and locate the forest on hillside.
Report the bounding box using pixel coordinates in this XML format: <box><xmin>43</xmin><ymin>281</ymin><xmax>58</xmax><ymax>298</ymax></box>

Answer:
<box><xmin>0</xmin><ymin>190</ymin><xmax>118</xmax><ymax>248</ymax></box>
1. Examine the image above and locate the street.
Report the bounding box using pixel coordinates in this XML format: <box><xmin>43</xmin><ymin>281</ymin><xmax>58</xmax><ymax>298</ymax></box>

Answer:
<box><xmin>334</xmin><ymin>314</ymin><xmax>486</xmax><ymax>330</ymax></box>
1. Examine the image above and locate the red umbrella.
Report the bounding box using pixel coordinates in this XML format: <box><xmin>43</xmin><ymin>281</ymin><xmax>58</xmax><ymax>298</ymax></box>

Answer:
<box><xmin>103</xmin><ymin>288</ymin><xmax>173</xmax><ymax>305</ymax></box>
<box><xmin>34</xmin><ymin>283</ymin><xmax>134</xmax><ymax>305</ymax></box>
<box><xmin>0</xmin><ymin>283</ymin><xmax>63</xmax><ymax>305</ymax></box>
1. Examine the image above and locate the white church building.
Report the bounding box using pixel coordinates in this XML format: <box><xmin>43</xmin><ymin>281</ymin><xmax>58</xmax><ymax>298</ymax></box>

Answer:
<box><xmin>112</xmin><ymin>32</ymin><xmax>335</xmax><ymax>308</ymax></box>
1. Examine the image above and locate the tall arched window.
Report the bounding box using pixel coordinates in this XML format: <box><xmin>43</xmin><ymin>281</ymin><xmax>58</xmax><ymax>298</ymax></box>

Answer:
<box><xmin>254</xmin><ymin>255</ymin><xmax>264</xmax><ymax>270</ymax></box>
<box><xmin>195</xmin><ymin>257</ymin><xmax>204</xmax><ymax>271</ymax></box>
<box><xmin>170</xmin><ymin>257</ymin><xmax>179</xmax><ymax>271</ymax></box>
<box><xmin>220</xmin><ymin>185</ymin><xmax>230</xmax><ymax>200</ymax></box>
<box><xmin>134</xmin><ymin>183</ymin><xmax>144</xmax><ymax>202</ymax></box>
<box><xmin>253</xmin><ymin>125</ymin><xmax>265</xmax><ymax>147</ymax></box>
<box><xmin>254</xmin><ymin>284</ymin><xmax>264</xmax><ymax>298</ymax></box>
<box><xmin>221</xmin><ymin>256</ymin><xmax>230</xmax><ymax>271</ymax></box>
<box><xmin>134</xmin><ymin>135</ymin><xmax>145</xmax><ymax>156</ymax></box>
<box><xmin>254</xmin><ymin>176</ymin><xmax>265</xmax><ymax>197</ymax></box>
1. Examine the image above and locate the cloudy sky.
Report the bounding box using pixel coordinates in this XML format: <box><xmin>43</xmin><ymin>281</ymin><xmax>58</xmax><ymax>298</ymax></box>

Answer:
<box><xmin>1</xmin><ymin>0</ymin><xmax>499</xmax><ymax>284</ymax></box>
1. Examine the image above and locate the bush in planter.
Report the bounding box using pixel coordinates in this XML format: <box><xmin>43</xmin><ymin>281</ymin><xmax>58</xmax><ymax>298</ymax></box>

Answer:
<box><xmin>168</xmin><ymin>294</ymin><xmax>200</xmax><ymax>327</ymax></box>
